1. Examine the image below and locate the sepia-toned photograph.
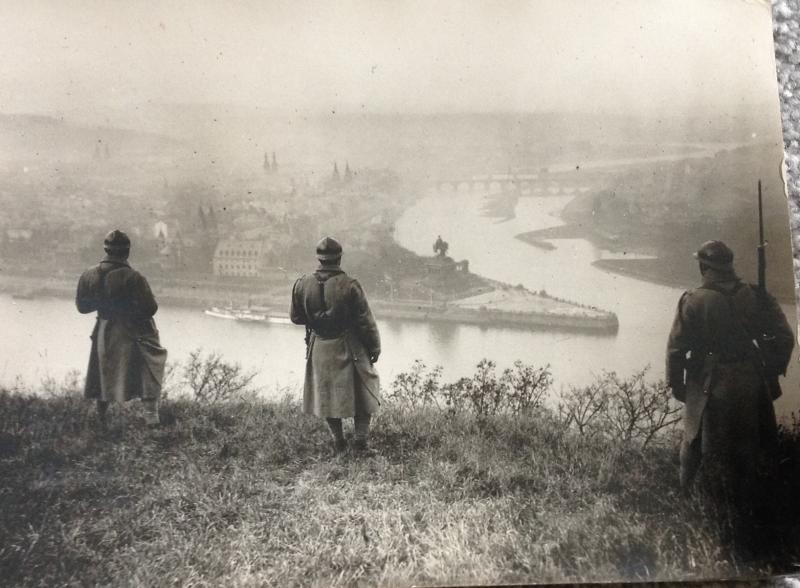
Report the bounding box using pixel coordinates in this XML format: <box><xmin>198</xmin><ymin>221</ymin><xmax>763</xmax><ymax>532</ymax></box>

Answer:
<box><xmin>1</xmin><ymin>1</ymin><xmax>798</xmax><ymax>585</ymax></box>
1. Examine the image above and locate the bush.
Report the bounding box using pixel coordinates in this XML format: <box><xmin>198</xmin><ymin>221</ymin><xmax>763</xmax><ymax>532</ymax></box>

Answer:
<box><xmin>390</xmin><ymin>360</ymin><xmax>678</xmax><ymax>447</ymax></box>
<box><xmin>600</xmin><ymin>369</ymin><xmax>681</xmax><ymax>448</ymax></box>
<box><xmin>159</xmin><ymin>361</ymin><xmax>181</xmax><ymax>400</ymax></box>
<box><xmin>441</xmin><ymin>360</ymin><xmax>505</xmax><ymax>418</ymax></box>
<box><xmin>390</xmin><ymin>359</ymin><xmax>552</xmax><ymax>419</ymax></box>
<box><xmin>501</xmin><ymin>360</ymin><xmax>552</xmax><ymax>416</ymax></box>
<box><xmin>559</xmin><ymin>367</ymin><xmax>681</xmax><ymax>448</ymax></box>
<box><xmin>180</xmin><ymin>348</ymin><xmax>258</xmax><ymax>403</ymax></box>
<box><xmin>558</xmin><ymin>379</ymin><xmax>608</xmax><ymax>438</ymax></box>
<box><xmin>386</xmin><ymin>359</ymin><xmax>442</xmax><ymax>410</ymax></box>
<box><xmin>39</xmin><ymin>370</ymin><xmax>83</xmax><ymax>398</ymax></box>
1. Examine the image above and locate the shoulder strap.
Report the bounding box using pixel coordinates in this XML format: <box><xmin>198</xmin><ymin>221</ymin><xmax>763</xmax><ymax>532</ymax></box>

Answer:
<box><xmin>100</xmin><ymin>271</ymin><xmax>109</xmax><ymax>302</ymax></box>
<box><xmin>315</xmin><ymin>275</ymin><xmax>327</xmax><ymax>312</ymax></box>
<box><xmin>94</xmin><ymin>264</ymin><xmax>113</xmax><ymax>308</ymax></box>
<box><xmin>306</xmin><ymin>275</ymin><xmax>331</xmax><ymax>333</ymax></box>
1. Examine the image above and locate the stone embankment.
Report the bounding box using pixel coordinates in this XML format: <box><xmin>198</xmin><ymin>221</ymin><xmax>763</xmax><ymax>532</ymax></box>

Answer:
<box><xmin>374</xmin><ymin>285</ymin><xmax>619</xmax><ymax>334</ymax></box>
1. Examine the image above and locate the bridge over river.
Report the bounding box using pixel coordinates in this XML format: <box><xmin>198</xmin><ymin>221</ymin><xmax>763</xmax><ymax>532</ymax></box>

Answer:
<box><xmin>433</xmin><ymin>143</ymin><xmax>729</xmax><ymax>196</ymax></box>
<box><xmin>433</xmin><ymin>170</ymin><xmax>609</xmax><ymax>196</ymax></box>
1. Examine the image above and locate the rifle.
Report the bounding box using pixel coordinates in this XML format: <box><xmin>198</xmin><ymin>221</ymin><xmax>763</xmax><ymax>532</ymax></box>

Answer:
<box><xmin>755</xmin><ymin>179</ymin><xmax>784</xmax><ymax>400</ymax></box>
<box><xmin>757</xmin><ymin>179</ymin><xmax>766</xmax><ymax>294</ymax></box>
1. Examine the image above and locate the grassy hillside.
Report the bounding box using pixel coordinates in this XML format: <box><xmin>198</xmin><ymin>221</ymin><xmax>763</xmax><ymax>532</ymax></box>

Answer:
<box><xmin>1</xmin><ymin>365</ymin><xmax>799</xmax><ymax>586</ymax></box>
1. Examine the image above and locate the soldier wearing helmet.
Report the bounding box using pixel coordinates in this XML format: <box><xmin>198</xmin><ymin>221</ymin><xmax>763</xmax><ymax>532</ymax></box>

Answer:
<box><xmin>290</xmin><ymin>237</ymin><xmax>382</xmax><ymax>456</ymax></box>
<box><xmin>666</xmin><ymin>240</ymin><xmax>793</xmax><ymax>505</ymax></box>
<box><xmin>76</xmin><ymin>230</ymin><xmax>167</xmax><ymax>428</ymax></box>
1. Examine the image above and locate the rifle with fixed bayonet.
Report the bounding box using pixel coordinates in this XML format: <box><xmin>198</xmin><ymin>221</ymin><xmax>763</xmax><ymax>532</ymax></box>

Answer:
<box><xmin>755</xmin><ymin>179</ymin><xmax>786</xmax><ymax>400</ymax></box>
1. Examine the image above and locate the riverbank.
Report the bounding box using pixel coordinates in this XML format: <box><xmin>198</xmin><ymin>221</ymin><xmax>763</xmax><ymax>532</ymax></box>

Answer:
<box><xmin>2</xmin><ymin>386</ymin><xmax>800</xmax><ymax>585</ymax></box>
<box><xmin>0</xmin><ymin>271</ymin><xmax>289</xmax><ymax>311</ymax></box>
<box><xmin>514</xmin><ymin>223</ymin><xmax>688</xmax><ymax>291</ymax></box>
<box><xmin>592</xmin><ymin>258</ymin><xmax>697</xmax><ymax>291</ymax></box>
<box><xmin>593</xmin><ymin>256</ymin><xmax>800</xmax><ymax>309</ymax></box>
<box><xmin>515</xmin><ymin>224</ymin><xmax>798</xmax><ymax>305</ymax></box>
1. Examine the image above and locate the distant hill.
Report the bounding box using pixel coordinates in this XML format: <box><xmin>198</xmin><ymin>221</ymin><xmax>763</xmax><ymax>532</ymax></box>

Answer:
<box><xmin>0</xmin><ymin>113</ymin><xmax>183</xmax><ymax>165</ymax></box>
<box><xmin>52</xmin><ymin>103</ymin><xmax>783</xmax><ymax>180</ymax></box>
<box><xmin>561</xmin><ymin>143</ymin><xmax>795</xmax><ymax>301</ymax></box>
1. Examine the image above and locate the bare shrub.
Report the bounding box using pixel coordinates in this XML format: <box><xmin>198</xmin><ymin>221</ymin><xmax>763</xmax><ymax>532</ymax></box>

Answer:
<box><xmin>159</xmin><ymin>361</ymin><xmax>181</xmax><ymax>400</ymax></box>
<box><xmin>390</xmin><ymin>359</ymin><xmax>675</xmax><ymax>447</ymax></box>
<box><xmin>182</xmin><ymin>349</ymin><xmax>257</xmax><ymax>403</ymax></box>
<box><xmin>472</xmin><ymin>359</ymin><xmax>506</xmax><ymax>417</ymax></box>
<box><xmin>40</xmin><ymin>370</ymin><xmax>83</xmax><ymax>398</ymax></box>
<box><xmin>599</xmin><ymin>368</ymin><xmax>681</xmax><ymax>448</ymax></box>
<box><xmin>441</xmin><ymin>359</ymin><xmax>505</xmax><ymax>418</ymax></box>
<box><xmin>387</xmin><ymin>360</ymin><xmax>442</xmax><ymax>409</ymax></box>
<box><xmin>499</xmin><ymin>361</ymin><xmax>552</xmax><ymax>416</ymax></box>
<box><xmin>392</xmin><ymin>359</ymin><xmax>552</xmax><ymax>419</ymax></box>
<box><xmin>559</xmin><ymin>367</ymin><xmax>681</xmax><ymax>448</ymax></box>
<box><xmin>441</xmin><ymin>377</ymin><xmax>470</xmax><ymax>415</ymax></box>
<box><xmin>558</xmin><ymin>380</ymin><xmax>609</xmax><ymax>438</ymax></box>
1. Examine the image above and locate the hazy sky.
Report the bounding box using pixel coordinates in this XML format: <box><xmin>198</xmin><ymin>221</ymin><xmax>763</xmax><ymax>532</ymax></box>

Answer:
<box><xmin>0</xmin><ymin>0</ymin><xmax>780</xmax><ymax>117</ymax></box>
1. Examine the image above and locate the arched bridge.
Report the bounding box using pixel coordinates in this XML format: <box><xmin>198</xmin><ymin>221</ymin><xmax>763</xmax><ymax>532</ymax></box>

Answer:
<box><xmin>433</xmin><ymin>173</ymin><xmax>607</xmax><ymax>196</ymax></box>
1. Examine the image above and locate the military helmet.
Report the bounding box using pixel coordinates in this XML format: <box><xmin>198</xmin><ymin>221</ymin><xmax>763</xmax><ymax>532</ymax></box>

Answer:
<box><xmin>693</xmin><ymin>240</ymin><xmax>734</xmax><ymax>271</ymax></box>
<box><xmin>104</xmin><ymin>229</ymin><xmax>131</xmax><ymax>251</ymax></box>
<box><xmin>316</xmin><ymin>236</ymin><xmax>343</xmax><ymax>261</ymax></box>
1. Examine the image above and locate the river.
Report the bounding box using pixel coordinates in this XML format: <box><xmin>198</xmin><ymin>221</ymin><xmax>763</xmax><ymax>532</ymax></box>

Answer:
<box><xmin>0</xmin><ymin>287</ymin><xmax>572</xmax><ymax>401</ymax></box>
<box><xmin>394</xmin><ymin>189</ymin><xmax>800</xmax><ymax>415</ymax></box>
<box><xmin>2</xmin><ymin>178</ymin><xmax>798</xmax><ymax>415</ymax></box>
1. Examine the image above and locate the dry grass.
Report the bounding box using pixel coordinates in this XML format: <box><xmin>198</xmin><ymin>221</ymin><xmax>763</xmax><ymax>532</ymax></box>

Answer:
<box><xmin>1</xmin><ymin>386</ymin><xmax>799</xmax><ymax>587</ymax></box>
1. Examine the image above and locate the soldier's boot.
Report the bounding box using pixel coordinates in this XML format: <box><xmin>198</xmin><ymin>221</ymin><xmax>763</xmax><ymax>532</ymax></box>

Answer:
<box><xmin>143</xmin><ymin>399</ymin><xmax>160</xmax><ymax>428</ymax></box>
<box><xmin>353</xmin><ymin>415</ymin><xmax>377</xmax><ymax>457</ymax></box>
<box><xmin>326</xmin><ymin>418</ymin><xmax>348</xmax><ymax>457</ymax></box>
<box><xmin>333</xmin><ymin>438</ymin><xmax>349</xmax><ymax>456</ymax></box>
<box><xmin>96</xmin><ymin>400</ymin><xmax>109</xmax><ymax>430</ymax></box>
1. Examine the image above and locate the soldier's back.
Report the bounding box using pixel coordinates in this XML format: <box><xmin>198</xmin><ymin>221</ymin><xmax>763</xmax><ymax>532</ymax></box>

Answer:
<box><xmin>681</xmin><ymin>281</ymin><xmax>761</xmax><ymax>357</ymax></box>
<box><xmin>77</xmin><ymin>261</ymin><xmax>157</xmax><ymax>326</ymax></box>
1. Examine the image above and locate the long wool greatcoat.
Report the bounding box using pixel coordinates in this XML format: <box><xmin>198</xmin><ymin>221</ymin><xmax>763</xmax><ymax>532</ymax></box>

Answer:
<box><xmin>76</xmin><ymin>257</ymin><xmax>167</xmax><ymax>402</ymax></box>
<box><xmin>290</xmin><ymin>266</ymin><xmax>381</xmax><ymax>418</ymax></box>
<box><xmin>666</xmin><ymin>270</ymin><xmax>794</xmax><ymax>468</ymax></box>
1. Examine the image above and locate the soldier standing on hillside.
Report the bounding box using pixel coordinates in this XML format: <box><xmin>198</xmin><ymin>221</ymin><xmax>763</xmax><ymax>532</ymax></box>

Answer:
<box><xmin>76</xmin><ymin>230</ymin><xmax>167</xmax><ymax>428</ymax></box>
<box><xmin>290</xmin><ymin>237</ymin><xmax>382</xmax><ymax>456</ymax></box>
<box><xmin>666</xmin><ymin>240</ymin><xmax>794</xmax><ymax>506</ymax></box>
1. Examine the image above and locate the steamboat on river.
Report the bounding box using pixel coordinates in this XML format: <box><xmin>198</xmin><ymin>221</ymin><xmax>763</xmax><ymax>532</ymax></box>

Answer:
<box><xmin>204</xmin><ymin>305</ymin><xmax>293</xmax><ymax>325</ymax></box>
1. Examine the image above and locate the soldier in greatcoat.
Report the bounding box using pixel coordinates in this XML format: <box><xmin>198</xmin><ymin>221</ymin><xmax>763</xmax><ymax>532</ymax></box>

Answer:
<box><xmin>76</xmin><ymin>230</ymin><xmax>167</xmax><ymax>427</ymax></box>
<box><xmin>290</xmin><ymin>237</ymin><xmax>382</xmax><ymax>455</ymax></box>
<box><xmin>666</xmin><ymin>240</ymin><xmax>794</xmax><ymax>505</ymax></box>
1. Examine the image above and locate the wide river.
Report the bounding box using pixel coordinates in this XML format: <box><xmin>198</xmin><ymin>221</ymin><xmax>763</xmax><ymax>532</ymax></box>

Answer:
<box><xmin>2</xmin><ymin>189</ymin><xmax>798</xmax><ymax>415</ymax></box>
